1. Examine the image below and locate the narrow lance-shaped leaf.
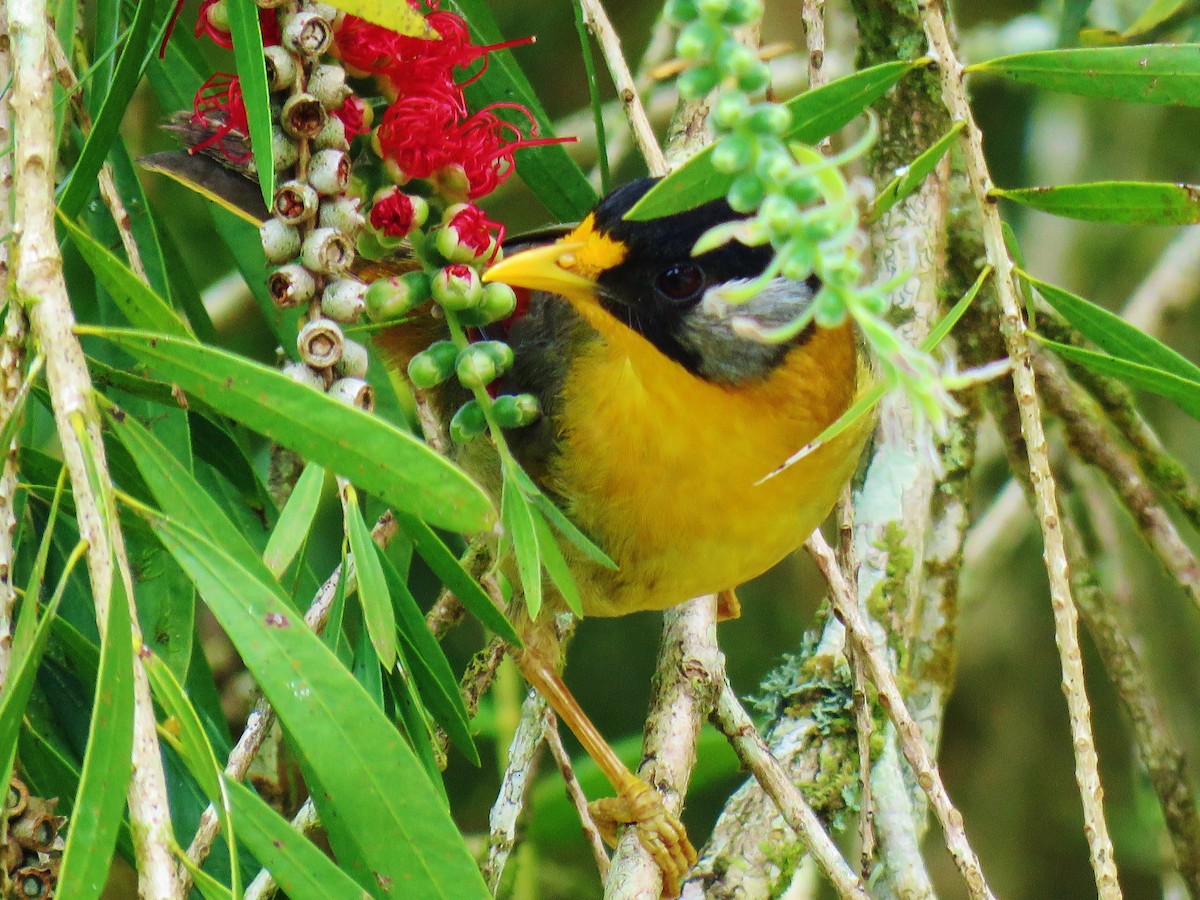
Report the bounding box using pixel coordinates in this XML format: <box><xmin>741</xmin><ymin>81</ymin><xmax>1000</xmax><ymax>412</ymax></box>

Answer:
<box><xmin>53</xmin><ymin>558</ymin><xmax>135</xmax><ymax>900</ymax></box>
<box><xmin>264</xmin><ymin>462</ymin><xmax>325</xmax><ymax>577</ymax></box>
<box><xmin>58</xmin><ymin>215</ymin><xmax>193</xmax><ymax>339</ymax></box>
<box><xmin>143</xmin><ymin>652</ymin><xmax>240</xmax><ymax>896</ymax></box>
<box><xmin>868</xmin><ymin>122</ymin><xmax>964</xmax><ymax>222</ymax></box>
<box><xmin>226</xmin><ymin>0</ymin><xmax>276</xmax><ymax>207</ymax></box>
<box><xmin>344</xmin><ymin>485</ymin><xmax>397</xmax><ymax>671</ymax></box>
<box><xmin>1020</xmin><ymin>269</ymin><xmax>1200</xmax><ymax>382</ymax></box>
<box><xmin>1033</xmin><ymin>335</ymin><xmax>1200</xmax><ymax>421</ymax></box>
<box><xmin>966</xmin><ymin>44</ymin><xmax>1200</xmax><ymax>106</ymax></box>
<box><xmin>993</xmin><ymin>181</ymin><xmax>1200</xmax><ymax>225</ymax></box>
<box><xmin>88</xmin><ymin>329</ymin><xmax>495</xmax><ymax>534</ymax></box>
<box><xmin>502</xmin><ymin>477</ymin><xmax>542</xmax><ymax>619</ymax></box>
<box><xmin>142</xmin><ymin>508</ymin><xmax>489</xmax><ymax>897</ymax></box>
<box><xmin>378</xmin><ymin>551</ymin><xmax>479</xmax><ymax>765</ymax></box>
<box><xmin>627</xmin><ymin>59</ymin><xmax>925</xmax><ymax>220</ymax></box>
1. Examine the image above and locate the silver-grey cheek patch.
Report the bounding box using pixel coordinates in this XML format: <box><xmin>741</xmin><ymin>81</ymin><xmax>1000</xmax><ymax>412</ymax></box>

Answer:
<box><xmin>679</xmin><ymin>277</ymin><xmax>817</xmax><ymax>385</ymax></box>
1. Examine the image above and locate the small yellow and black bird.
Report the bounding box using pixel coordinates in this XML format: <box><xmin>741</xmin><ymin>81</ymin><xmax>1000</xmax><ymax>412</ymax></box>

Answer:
<box><xmin>377</xmin><ymin>178</ymin><xmax>871</xmax><ymax>892</ymax></box>
<box><xmin>144</xmin><ymin>145</ymin><xmax>871</xmax><ymax>894</ymax></box>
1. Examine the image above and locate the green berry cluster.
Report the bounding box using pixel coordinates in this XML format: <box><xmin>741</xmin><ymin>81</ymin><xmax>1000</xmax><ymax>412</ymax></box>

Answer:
<box><xmin>666</xmin><ymin>0</ymin><xmax>956</xmax><ymax>433</ymax></box>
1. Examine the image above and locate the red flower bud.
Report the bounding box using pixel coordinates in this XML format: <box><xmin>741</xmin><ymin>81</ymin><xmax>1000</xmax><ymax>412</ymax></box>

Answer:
<box><xmin>369</xmin><ymin>189</ymin><xmax>418</xmax><ymax>238</ymax></box>
<box><xmin>332</xmin><ymin>95</ymin><xmax>372</xmax><ymax>139</ymax></box>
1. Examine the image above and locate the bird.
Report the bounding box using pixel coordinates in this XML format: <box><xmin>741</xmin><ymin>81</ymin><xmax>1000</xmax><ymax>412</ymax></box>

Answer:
<box><xmin>143</xmin><ymin>143</ymin><xmax>872</xmax><ymax>895</ymax></box>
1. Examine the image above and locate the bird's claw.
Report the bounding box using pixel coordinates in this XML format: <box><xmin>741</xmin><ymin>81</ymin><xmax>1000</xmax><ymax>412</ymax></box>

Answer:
<box><xmin>588</xmin><ymin>779</ymin><xmax>697</xmax><ymax>898</ymax></box>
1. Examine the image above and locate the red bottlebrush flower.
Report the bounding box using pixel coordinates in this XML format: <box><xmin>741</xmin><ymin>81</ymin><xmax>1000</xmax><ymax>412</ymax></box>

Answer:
<box><xmin>370</xmin><ymin>189</ymin><xmax>418</xmax><ymax>238</ymax></box>
<box><xmin>190</xmin><ymin>73</ymin><xmax>252</xmax><ymax>163</ymax></box>
<box><xmin>375</xmin><ymin>91</ymin><xmax>465</xmax><ymax>181</ymax></box>
<box><xmin>453</xmin><ymin>104</ymin><xmax>575</xmax><ymax>199</ymax></box>
<box><xmin>444</xmin><ymin>203</ymin><xmax>504</xmax><ymax>259</ymax></box>
<box><xmin>333</xmin><ymin>95</ymin><xmax>373</xmax><ymax>139</ymax></box>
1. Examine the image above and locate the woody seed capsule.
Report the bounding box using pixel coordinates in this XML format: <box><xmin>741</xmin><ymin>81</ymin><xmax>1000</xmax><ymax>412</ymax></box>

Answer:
<box><xmin>312</xmin><ymin>114</ymin><xmax>349</xmax><ymax>151</ymax></box>
<box><xmin>308</xmin><ymin>64</ymin><xmax>350</xmax><ymax>109</ymax></box>
<box><xmin>272</xmin><ymin>127</ymin><xmax>299</xmax><ymax>171</ymax></box>
<box><xmin>320</xmin><ymin>278</ymin><xmax>367</xmax><ymax>321</ymax></box>
<box><xmin>273</xmin><ymin>180</ymin><xmax>319</xmax><ymax>224</ymax></box>
<box><xmin>301</xmin><ymin>227</ymin><xmax>354</xmax><ymax>275</ymax></box>
<box><xmin>318</xmin><ymin>195</ymin><xmax>366</xmax><ymax>235</ymax></box>
<box><xmin>329</xmin><ymin>377</ymin><xmax>374</xmax><ymax>411</ymax></box>
<box><xmin>335</xmin><ymin>339</ymin><xmax>370</xmax><ymax>378</ymax></box>
<box><xmin>281</xmin><ymin>92</ymin><xmax>327</xmax><ymax>139</ymax></box>
<box><xmin>297</xmin><ymin>318</ymin><xmax>345</xmax><ymax>369</ymax></box>
<box><xmin>282</xmin><ymin>361</ymin><xmax>324</xmax><ymax>390</ymax></box>
<box><xmin>282</xmin><ymin>11</ymin><xmax>333</xmax><ymax>55</ymax></box>
<box><xmin>260</xmin><ymin>218</ymin><xmax>301</xmax><ymax>263</ymax></box>
<box><xmin>264</xmin><ymin>46</ymin><xmax>298</xmax><ymax>91</ymax></box>
<box><xmin>307</xmin><ymin>148</ymin><xmax>350</xmax><ymax>195</ymax></box>
<box><xmin>268</xmin><ymin>264</ymin><xmax>316</xmax><ymax>308</ymax></box>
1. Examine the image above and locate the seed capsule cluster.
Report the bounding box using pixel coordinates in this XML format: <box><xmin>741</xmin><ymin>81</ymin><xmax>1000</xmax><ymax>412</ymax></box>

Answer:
<box><xmin>257</xmin><ymin>1</ymin><xmax>374</xmax><ymax>414</ymax></box>
<box><xmin>1</xmin><ymin>777</ymin><xmax>65</xmax><ymax>899</ymax></box>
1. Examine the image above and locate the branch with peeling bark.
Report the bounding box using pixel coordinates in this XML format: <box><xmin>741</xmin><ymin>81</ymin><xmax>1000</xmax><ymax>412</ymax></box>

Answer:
<box><xmin>9</xmin><ymin>5</ymin><xmax>177</xmax><ymax>896</ymax></box>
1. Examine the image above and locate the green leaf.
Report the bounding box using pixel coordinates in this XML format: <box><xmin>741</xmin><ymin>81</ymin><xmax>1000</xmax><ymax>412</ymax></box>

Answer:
<box><xmin>345</xmin><ymin>486</ymin><xmax>397</xmax><ymax>672</ymax></box>
<box><xmin>446</xmin><ymin>0</ymin><xmax>598</xmax><ymax>220</ymax></box>
<box><xmin>1124</xmin><ymin>0</ymin><xmax>1189</xmax><ymax>38</ymax></box>
<box><xmin>1019</xmin><ymin>269</ymin><xmax>1200</xmax><ymax>382</ymax></box>
<box><xmin>626</xmin><ymin>59</ymin><xmax>924</xmax><ymax>220</ymax></box>
<box><xmin>378</xmin><ymin>551</ymin><xmax>479</xmax><ymax>765</ymax></box>
<box><xmin>142</xmin><ymin>510</ymin><xmax>489</xmax><ymax>898</ymax></box>
<box><xmin>501</xmin><ymin>478</ymin><xmax>542</xmax><ymax>619</ymax></box>
<box><xmin>993</xmin><ymin>181</ymin><xmax>1200</xmax><ymax>224</ymax></box>
<box><xmin>175</xmin><ymin>848</ymin><xmax>235</xmax><ymax>900</ymax></box>
<box><xmin>572</xmin><ymin>0</ymin><xmax>610</xmax><ymax>194</ymax></box>
<box><xmin>264</xmin><ymin>463</ymin><xmax>325</xmax><ymax>577</ymax></box>
<box><xmin>324</xmin><ymin>0</ymin><xmax>432</xmax><ymax>35</ymax></box>
<box><xmin>47</xmin><ymin>560</ymin><xmax>134</xmax><ymax>900</ymax></box>
<box><xmin>144</xmin><ymin>652</ymin><xmax>240</xmax><ymax>896</ymax></box>
<box><xmin>58</xmin><ymin>0</ymin><xmax>157</xmax><ymax>218</ymax></box>
<box><xmin>59</xmin><ymin>215</ymin><xmax>193</xmax><ymax>338</ymax></box>
<box><xmin>395</xmin><ymin>512</ymin><xmax>520</xmax><ymax>645</ymax></box>
<box><xmin>868</xmin><ymin>122</ymin><xmax>964</xmax><ymax>222</ymax></box>
<box><xmin>531</xmin><ymin>508</ymin><xmax>582</xmax><ymax>617</ymax></box>
<box><xmin>966</xmin><ymin>44</ymin><xmax>1200</xmax><ymax>106</ymax></box>
<box><xmin>1033</xmin><ymin>335</ymin><xmax>1200</xmax><ymax>419</ymax></box>
<box><xmin>0</xmin><ymin>356</ymin><xmax>43</xmax><ymax>478</ymax></box>
<box><xmin>227</xmin><ymin>0</ymin><xmax>275</xmax><ymax>207</ymax></box>
<box><xmin>223</xmin><ymin>779</ymin><xmax>373</xmax><ymax>900</ymax></box>
<box><xmin>87</xmin><ymin>329</ymin><xmax>495</xmax><ymax>534</ymax></box>
<box><xmin>387</xmin><ymin>665</ymin><xmax>446</xmax><ymax>800</ymax></box>
<box><xmin>508</xmin><ymin>464</ymin><xmax>615</xmax><ymax>569</ymax></box>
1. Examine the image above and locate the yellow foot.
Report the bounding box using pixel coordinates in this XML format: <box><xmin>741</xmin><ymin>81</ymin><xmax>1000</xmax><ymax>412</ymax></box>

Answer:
<box><xmin>716</xmin><ymin>588</ymin><xmax>741</xmax><ymax>622</ymax></box>
<box><xmin>588</xmin><ymin>779</ymin><xmax>698</xmax><ymax>898</ymax></box>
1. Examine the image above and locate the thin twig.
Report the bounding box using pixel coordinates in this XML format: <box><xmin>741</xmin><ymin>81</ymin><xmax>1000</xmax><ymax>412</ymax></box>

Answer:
<box><xmin>544</xmin><ymin>709</ymin><xmax>611</xmax><ymax>884</ymax></box>
<box><xmin>9</xmin><ymin>6</ymin><xmax>178</xmax><ymax>895</ymax></box>
<box><xmin>1034</xmin><ymin>349</ymin><xmax>1200</xmax><ymax>613</ymax></box>
<box><xmin>242</xmin><ymin>797</ymin><xmax>321</xmax><ymax>900</ymax></box>
<box><xmin>180</xmin><ymin>511</ymin><xmax>399</xmax><ymax>888</ymax></box>
<box><xmin>576</xmin><ymin>0</ymin><xmax>668</xmax><ymax>177</ymax></box>
<box><xmin>920</xmin><ymin>6</ymin><xmax>1121</xmax><ymax>896</ymax></box>
<box><xmin>0</xmin><ymin>1</ymin><xmax>21</xmax><ymax>691</ymax></box>
<box><xmin>709</xmin><ymin>672</ymin><xmax>870</xmax><ymax>900</ymax></box>
<box><xmin>483</xmin><ymin>689</ymin><xmax>547</xmax><ymax>892</ymax></box>
<box><xmin>805</xmin><ymin>531</ymin><xmax>995</xmax><ymax>899</ymax></box>
<box><xmin>47</xmin><ymin>31</ymin><xmax>148</xmax><ymax>283</ymax></box>
<box><xmin>605</xmin><ymin>596</ymin><xmax>717</xmax><ymax>899</ymax></box>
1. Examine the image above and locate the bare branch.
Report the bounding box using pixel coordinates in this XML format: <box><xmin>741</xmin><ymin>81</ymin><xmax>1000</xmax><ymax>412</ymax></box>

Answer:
<box><xmin>544</xmin><ymin>710</ymin><xmax>611</xmax><ymax>884</ymax></box>
<box><xmin>9</xmin><ymin>5</ymin><xmax>177</xmax><ymax>895</ymax></box>
<box><xmin>483</xmin><ymin>690</ymin><xmax>547</xmax><ymax>892</ymax></box>
<box><xmin>920</xmin><ymin>7</ymin><xmax>1121</xmax><ymax>896</ymax></box>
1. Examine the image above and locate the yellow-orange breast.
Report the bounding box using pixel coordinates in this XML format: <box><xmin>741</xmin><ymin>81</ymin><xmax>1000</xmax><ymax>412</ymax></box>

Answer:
<box><xmin>547</xmin><ymin>307</ymin><xmax>870</xmax><ymax>617</ymax></box>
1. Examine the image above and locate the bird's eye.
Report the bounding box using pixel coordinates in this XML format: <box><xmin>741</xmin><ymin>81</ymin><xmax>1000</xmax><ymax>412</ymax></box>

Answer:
<box><xmin>654</xmin><ymin>263</ymin><xmax>706</xmax><ymax>303</ymax></box>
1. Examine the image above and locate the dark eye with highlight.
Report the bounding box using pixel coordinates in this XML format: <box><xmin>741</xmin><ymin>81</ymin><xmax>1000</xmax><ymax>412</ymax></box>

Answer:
<box><xmin>654</xmin><ymin>263</ymin><xmax>706</xmax><ymax>303</ymax></box>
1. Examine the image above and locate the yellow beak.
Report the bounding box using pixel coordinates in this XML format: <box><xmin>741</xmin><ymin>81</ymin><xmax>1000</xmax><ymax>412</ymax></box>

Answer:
<box><xmin>481</xmin><ymin>241</ymin><xmax>597</xmax><ymax>303</ymax></box>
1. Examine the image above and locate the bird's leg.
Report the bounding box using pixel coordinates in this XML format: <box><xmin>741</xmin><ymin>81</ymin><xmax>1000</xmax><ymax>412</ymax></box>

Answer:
<box><xmin>716</xmin><ymin>588</ymin><xmax>741</xmax><ymax>621</ymax></box>
<box><xmin>513</xmin><ymin>647</ymin><xmax>698</xmax><ymax>897</ymax></box>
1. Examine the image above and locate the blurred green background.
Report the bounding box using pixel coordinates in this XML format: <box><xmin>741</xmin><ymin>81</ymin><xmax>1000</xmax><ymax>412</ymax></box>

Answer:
<box><xmin>122</xmin><ymin>0</ymin><xmax>1200</xmax><ymax>896</ymax></box>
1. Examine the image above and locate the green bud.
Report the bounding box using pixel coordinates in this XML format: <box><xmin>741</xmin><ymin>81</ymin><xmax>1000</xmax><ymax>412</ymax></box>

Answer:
<box><xmin>785</xmin><ymin>172</ymin><xmax>821</xmax><ymax>204</ymax></box>
<box><xmin>431</xmin><ymin>264</ymin><xmax>483</xmax><ymax>311</ymax></box>
<box><xmin>365</xmin><ymin>272</ymin><xmax>431</xmax><ymax>322</ymax></box>
<box><xmin>746</xmin><ymin>103</ymin><xmax>791</xmax><ymax>136</ymax></box>
<box><xmin>491</xmin><ymin>393</ymin><xmax>541</xmax><ymax>428</ymax></box>
<box><xmin>474</xmin><ymin>340</ymin><xmax>515</xmax><ymax>374</ymax></box>
<box><xmin>737</xmin><ymin>61</ymin><xmax>772</xmax><ymax>93</ymax></box>
<box><xmin>727</xmin><ymin>173</ymin><xmax>765</xmax><ymax>213</ymax></box>
<box><xmin>711</xmin><ymin>133</ymin><xmax>755</xmax><ymax>175</ymax></box>
<box><xmin>677</xmin><ymin>64</ymin><xmax>721</xmax><ymax>100</ymax></box>
<box><xmin>455</xmin><ymin>345</ymin><xmax>499</xmax><ymax>389</ymax></box>
<box><xmin>756</xmin><ymin>149</ymin><xmax>794</xmax><ymax>188</ymax></box>
<box><xmin>781</xmin><ymin>245</ymin><xmax>815</xmax><ymax>281</ymax></box>
<box><xmin>449</xmin><ymin>400</ymin><xmax>487</xmax><ymax>443</ymax></box>
<box><xmin>718</xmin><ymin>42</ymin><xmax>758</xmax><ymax>78</ymax></box>
<box><xmin>711</xmin><ymin>92</ymin><xmax>750</xmax><ymax>131</ymax></box>
<box><xmin>481</xmin><ymin>282</ymin><xmax>518</xmax><ymax>321</ymax></box>
<box><xmin>676</xmin><ymin>20</ymin><xmax>722</xmax><ymax>60</ymax></box>
<box><xmin>663</xmin><ymin>0</ymin><xmax>698</xmax><ymax>24</ymax></box>
<box><xmin>721</xmin><ymin>0</ymin><xmax>761</xmax><ymax>25</ymax></box>
<box><xmin>407</xmin><ymin>341</ymin><xmax>458</xmax><ymax>389</ymax></box>
<box><xmin>696</xmin><ymin>0</ymin><xmax>731</xmax><ymax>18</ymax></box>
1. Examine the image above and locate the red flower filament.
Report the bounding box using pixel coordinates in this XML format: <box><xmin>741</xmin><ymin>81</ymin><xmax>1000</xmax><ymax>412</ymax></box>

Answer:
<box><xmin>189</xmin><ymin>73</ymin><xmax>251</xmax><ymax>163</ymax></box>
